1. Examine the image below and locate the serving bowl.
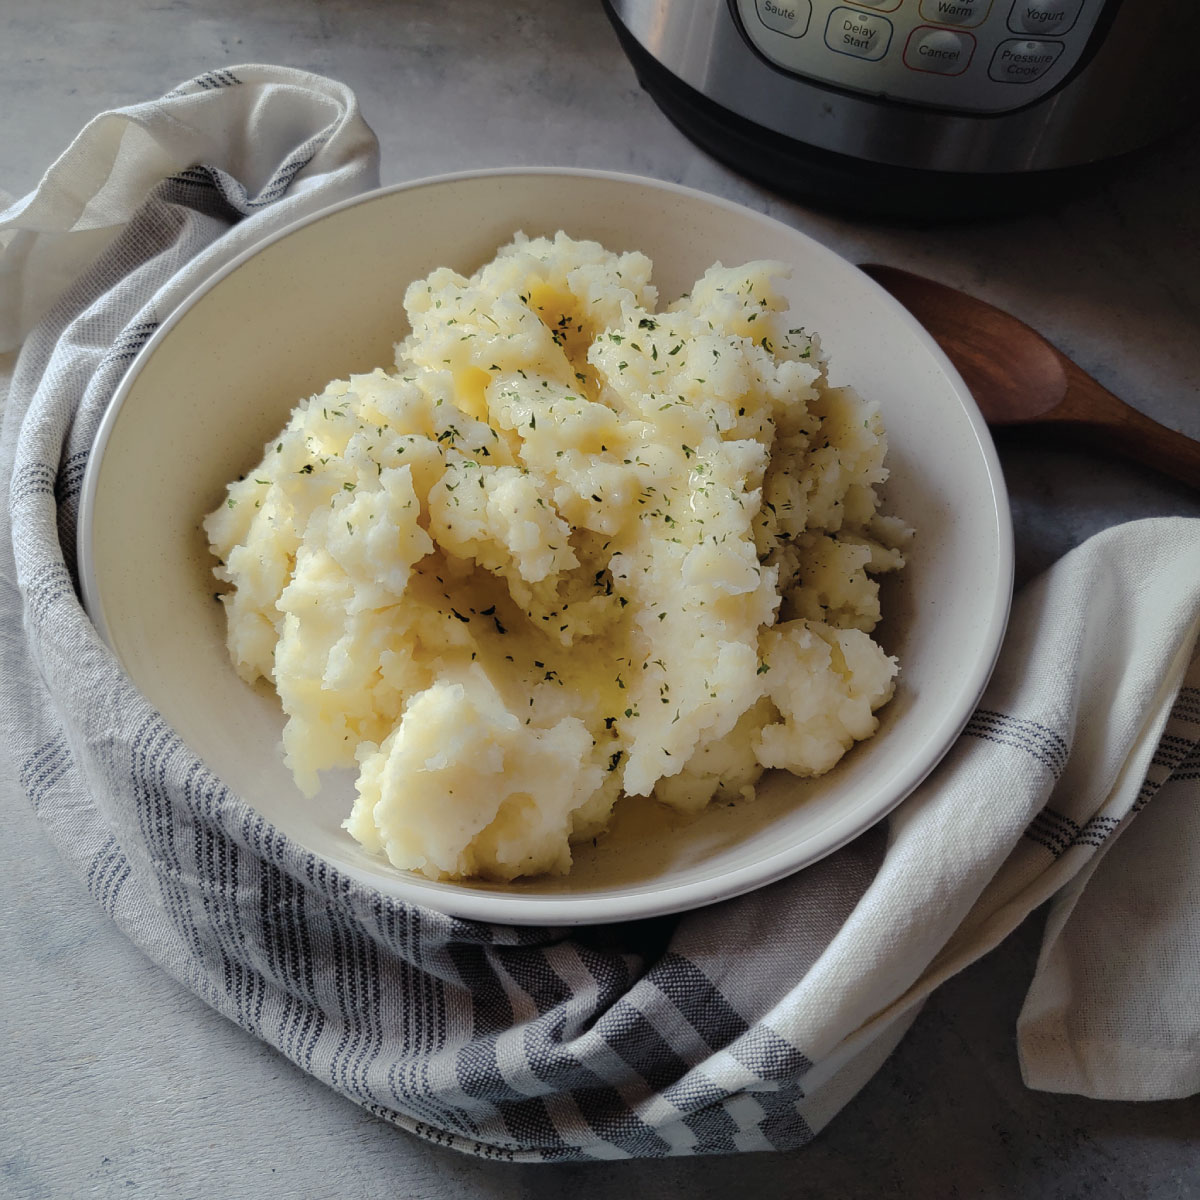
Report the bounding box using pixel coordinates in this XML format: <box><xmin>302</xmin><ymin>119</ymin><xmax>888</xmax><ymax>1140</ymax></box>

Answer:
<box><xmin>79</xmin><ymin>168</ymin><xmax>1012</xmax><ymax>925</ymax></box>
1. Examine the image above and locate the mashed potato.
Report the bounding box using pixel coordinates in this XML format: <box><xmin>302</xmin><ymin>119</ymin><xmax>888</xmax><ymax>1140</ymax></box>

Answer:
<box><xmin>204</xmin><ymin>232</ymin><xmax>910</xmax><ymax>882</ymax></box>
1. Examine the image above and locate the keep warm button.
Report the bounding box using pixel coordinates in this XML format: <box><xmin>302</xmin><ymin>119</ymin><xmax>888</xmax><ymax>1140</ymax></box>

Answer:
<box><xmin>904</xmin><ymin>26</ymin><xmax>975</xmax><ymax>75</ymax></box>
<box><xmin>824</xmin><ymin>7</ymin><xmax>893</xmax><ymax>61</ymax></box>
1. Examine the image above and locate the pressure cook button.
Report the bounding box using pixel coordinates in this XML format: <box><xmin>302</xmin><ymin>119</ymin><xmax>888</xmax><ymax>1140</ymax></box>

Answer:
<box><xmin>825</xmin><ymin>7</ymin><xmax>893</xmax><ymax>60</ymax></box>
<box><xmin>844</xmin><ymin>0</ymin><xmax>901</xmax><ymax>9</ymax></box>
<box><xmin>988</xmin><ymin>38</ymin><xmax>1065</xmax><ymax>81</ymax></box>
<box><xmin>1007</xmin><ymin>0</ymin><xmax>1083</xmax><ymax>36</ymax></box>
<box><xmin>754</xmin><ymin>0</ymin><xmax>813</xmax><ymax>37</ymax></box>
<box><xmin>918</xmin><ymin>0</ymin><xmax>992</xmax><ymax>28</ymax></box>
<box><xmin>904</xmin><ymin>26</ymin><xmax>975</xmax><ymax>74</ymax></box>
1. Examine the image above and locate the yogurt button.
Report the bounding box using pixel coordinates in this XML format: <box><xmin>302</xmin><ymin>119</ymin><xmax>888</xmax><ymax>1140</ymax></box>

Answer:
<box><xmin>1008</xmin><ymin>0</ymin><xmax>1083</xmax><ymax>36</ymax></box>
<box><xmin>905</xmin><ymin>26</ymin><xmax>976</xmax><ymax>74</ymax></box>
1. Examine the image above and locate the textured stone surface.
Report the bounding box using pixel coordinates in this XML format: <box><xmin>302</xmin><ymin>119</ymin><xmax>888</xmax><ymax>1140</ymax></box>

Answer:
<box><xmin>3</xmin><ymin>2</ymin><xmax>1199</xmax><ymax>1195</ymax></box>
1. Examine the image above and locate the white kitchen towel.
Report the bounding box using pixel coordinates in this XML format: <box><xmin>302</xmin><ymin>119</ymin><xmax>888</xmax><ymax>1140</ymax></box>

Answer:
<box><xmin>3</xmin><ymin>69</ymin><xmax>1199</xmax><ymax>1162</ymax></box>
<box><xmin>1017</xmin><ymin>649</ymin><xmax>1200</xmax><ymax>1101</ymax></box>
<box><xmin>0</xmin><ymin>65</ymin><xmax>378</xmax><ymax>352</ymax></box>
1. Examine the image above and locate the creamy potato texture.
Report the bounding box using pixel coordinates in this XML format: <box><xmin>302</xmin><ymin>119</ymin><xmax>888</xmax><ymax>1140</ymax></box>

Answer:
<box><xmin>204</xmin><ymin>233</ymin><xmax>910</xmax><ymax>882</ymax></box>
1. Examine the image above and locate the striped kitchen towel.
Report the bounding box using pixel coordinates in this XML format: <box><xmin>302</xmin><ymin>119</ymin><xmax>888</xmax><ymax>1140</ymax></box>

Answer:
<box><xmin>2</xmin><ymin>68</ymin><xmax>1198</xmax><ymax>1161</ymax></box>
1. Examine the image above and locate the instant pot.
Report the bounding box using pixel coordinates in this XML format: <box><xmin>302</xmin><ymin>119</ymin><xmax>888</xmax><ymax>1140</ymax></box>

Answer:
<box><xmin>604</xmin><ymin>0</ymin><xmax>1200</xmax><ymax>217</ymax></box>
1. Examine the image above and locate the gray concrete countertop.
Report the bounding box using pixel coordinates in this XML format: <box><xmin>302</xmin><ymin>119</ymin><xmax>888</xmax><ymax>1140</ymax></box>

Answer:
<box><xmin>2</xmin><ymin>3</ymin><xmax>1198</xmax><ymax>1196</ymax></box>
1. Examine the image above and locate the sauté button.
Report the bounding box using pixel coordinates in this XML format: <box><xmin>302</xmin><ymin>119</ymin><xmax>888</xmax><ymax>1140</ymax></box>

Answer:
<box><xmin>755</xmin><ymin>0</ymin><xmax>813</xmax><ymax>37</ymax></box>
<box><xmin>825</xmin><ymin>7</ymin><xmax>893</xmax><ymax>60</ymax></box>
<box><xmin>904</xmin><ymin>26</ymin><xmax>976</xmax><ymax>74</ymax></box>
<box><xmin>988</xmin><ymin>38</ymin><xmax>1065</xmax><ymax>81</ymax></box>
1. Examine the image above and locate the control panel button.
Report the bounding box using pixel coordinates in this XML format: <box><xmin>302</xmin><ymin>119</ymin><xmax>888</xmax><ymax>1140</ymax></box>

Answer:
<box><xmin>825</xmin><ymin>7</ymin><xmax>893</xmax><ymax>60</ymax></box>
<box><xmin>733</xmin><ymin>0</ymin><xmax>1103</xmax><ymax>114</ymax></box>
<box><xmin>1007</xmin><ymin>0</ymin><xmax>1083</xmax><ymax>36</ymax></box>
<box><xmin>988</xmin><ymin>38</ymin><xmax>1065</xmax><ymax>81</ymax></box>
<box><xmin>754</xmin><ymin>0</ymin><xmax>812</xmax><ymax>37</ymax></box>
<box><xmin>904</xmin><ymin>26</ymin><xmax>976</xmax><ymax>74</ymax></box>
<box><xmin>918</xmin><ymin>0</ymin><xmax>992</xmax><ymax>28</ymax></box>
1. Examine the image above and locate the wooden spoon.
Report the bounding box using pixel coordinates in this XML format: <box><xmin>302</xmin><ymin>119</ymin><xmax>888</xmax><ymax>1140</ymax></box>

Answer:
<box><xmin>860</xmin><ymin>264</ymin><xmax>1200</xmax><ymax>490</ymax></box>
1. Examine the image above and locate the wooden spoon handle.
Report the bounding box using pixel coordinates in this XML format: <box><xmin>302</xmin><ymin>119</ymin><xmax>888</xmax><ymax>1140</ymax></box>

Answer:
<box><xmin>1055</xmin><ymin>359</ymin><xmax>1200</xmax><ymax>491</ymax></box>
<box><xmin>860</xmin><ymin>263</ymin><xmax>1200</xmax><ymax>491</ymax></box>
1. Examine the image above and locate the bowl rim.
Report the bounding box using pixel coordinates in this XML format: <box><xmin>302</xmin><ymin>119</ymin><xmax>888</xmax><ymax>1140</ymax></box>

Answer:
<box><xmin>78</xmin><ymin>166</ymin><xmax>1014</xmax><ymax>924</ymax></box>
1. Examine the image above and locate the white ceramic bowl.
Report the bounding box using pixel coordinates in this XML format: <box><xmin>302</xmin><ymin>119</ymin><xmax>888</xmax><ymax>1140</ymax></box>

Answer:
<box><xmin>79</xmin><ymin>169</ymin><xmax>1012</xmax><ymax>925</ymax></box>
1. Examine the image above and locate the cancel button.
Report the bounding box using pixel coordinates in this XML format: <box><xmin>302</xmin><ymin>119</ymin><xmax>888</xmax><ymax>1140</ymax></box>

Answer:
<box><xmin>903</xmin><ymin>26</ymin><xmax>975</xmax><ymax>75</ymax></box>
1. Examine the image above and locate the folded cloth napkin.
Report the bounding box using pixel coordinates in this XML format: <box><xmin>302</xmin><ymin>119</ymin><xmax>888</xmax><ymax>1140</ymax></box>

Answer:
<box><xmin>3</xmin><ymin>68</ymin><xmax>1198</xmax><ymax>1162</ymax></box>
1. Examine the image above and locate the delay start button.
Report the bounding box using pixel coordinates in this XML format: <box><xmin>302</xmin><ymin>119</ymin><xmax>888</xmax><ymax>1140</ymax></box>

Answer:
<box><xmin>904</xmin><ymin>26</ymin><xmax>975</xmax><ymax>75</ymax></box>
<box><xmin>988</xmin><ymin>38</ymin><xmax>1065</xmax><ymax>81</ymax></box>
<box><xmin>825</xmin><ymin>6</ymin><xmax>893</xmax><ymax>60</ymax></box>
